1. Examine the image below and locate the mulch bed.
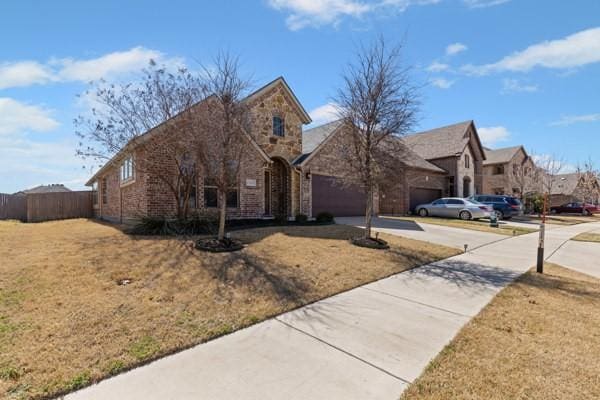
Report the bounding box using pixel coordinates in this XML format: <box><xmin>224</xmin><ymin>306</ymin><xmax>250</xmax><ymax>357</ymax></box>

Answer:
<box><xmin>195</xmin><ymin>237</ymin><xmax>244</xmax><ymax>252</ymax></box>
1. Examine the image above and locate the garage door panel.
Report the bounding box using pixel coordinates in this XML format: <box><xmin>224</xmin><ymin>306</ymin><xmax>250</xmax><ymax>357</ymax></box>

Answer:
<box><xmin>410</xmin><ymin>188</ymin><xmax>442</xmax><ymax>212</ymax></box>
<box><xmin>312</xmin><ymin>175</ymin><xmax>366</xmax><ymax>217</ymax></box>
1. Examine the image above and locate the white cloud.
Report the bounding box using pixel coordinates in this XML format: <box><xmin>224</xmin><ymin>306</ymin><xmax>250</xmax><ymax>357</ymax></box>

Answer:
<box><xmin>463</xmin><ymin>0</ymin><xmax>510</xmax><ymax>8</ymax></box>
<box><xmin>550</xmin><ymin>113</ymin><xmax>600</xmax><ymax>126</ymax></box>
<box><xmin>446</xmin><ymin>42</ymin><xmax>467</xmax><ymax>56</ymax></box>
<box><xmin>430</xmin><ymin>77</ymin><xmax>455</xmax><ymax>89</ymax></box>
<box><xmin>462</xmin><ymin>27</ymin><xmax>600</xmax><ymax>75</ymax></box>
<box><xmin>0</xmin><ymin>47</ymin><xmax>181</xmax><ymax>89</ymax></box>
<box><xmin>267</xmin><ymin>0</ymin><xmax>440</xmax><ymax>30</ymax></box>
<box><xmin>0</xmin><ymin>61</ymin><xmax>55</xmax><ymax>89</ymax></box>
<box><xmin>478</xmin><ymin>126</ymin><xmax>510</xmax><ymax>146</ymax></box>
<box><xmin>57</xmin><ymin>47</ymin><xmax>171</xmax><ymax>82</ymax></box>
<box><xmin>501</xmin><ymin>78</ymin><xmax>538</xmax><ymax>93</ymax></box>
<box><xmin>426</xmin><ymin>61</ymin><xmax>449</xmax><ymax>72</ymax></box>
<box><xmin>0</xmin><ymin>98</ymin><xmax>60</xmax><ymax>136</ymax></box>
<box><xmin>309</xmin><ymin>102</ymin><xmax>339</xmax><ymax>126</ymax></box>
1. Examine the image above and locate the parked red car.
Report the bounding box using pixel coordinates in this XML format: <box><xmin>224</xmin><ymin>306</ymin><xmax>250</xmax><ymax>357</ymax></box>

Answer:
<box><xmin>550</xmin><ymin>202</ymin><xmax>600</xmax><ymax>215</ymax></box>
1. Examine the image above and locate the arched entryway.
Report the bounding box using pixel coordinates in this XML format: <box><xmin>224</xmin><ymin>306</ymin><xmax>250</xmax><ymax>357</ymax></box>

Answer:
<box><xmin>463</xmin><ymin>176</ymin><xmax>472</xmax><ymax>197</ymax></box>
<box><xmin>266</xmin><ymin>157</ymin><xmax>291</xmax><ymax>218</ymax></box>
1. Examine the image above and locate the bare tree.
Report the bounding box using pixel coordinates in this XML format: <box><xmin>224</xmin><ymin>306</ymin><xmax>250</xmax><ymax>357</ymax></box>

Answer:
<box><xmin>334</xmin><ymin>37</ymin><xmax>419</xmax><ymax>240</ymax></box>
<box><xmin>193</xmin><ymin>53</ymin><xmax>252</xmax><ymax>241</ymax></box>
<box><xmin>576</xmin><ymin>157</ymin><xmax>600</xmax><ymax>209</ymax></box>
<box><xmin>75</xmin><ymin>61</ymin><xmax>204</xmax><ymax>220</ymax></box>
<box><xmin>537</xmin><ymin>154</ymin><xmax>565</xmax><ymax>197</ymax></box>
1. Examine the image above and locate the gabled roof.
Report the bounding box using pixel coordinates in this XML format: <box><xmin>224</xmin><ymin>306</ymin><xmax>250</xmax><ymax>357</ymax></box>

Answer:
<box><xmin>551</xmin><ymin>173</ymin><xmax>581</xmax><ymax>195</ymax></box>
<box><xmin>16</xmin><ymin>184</ymin><xmax>72</xmax><ymax>195</ymax></box>
<box><xmin>86</xmin><ymin>77</ymin><xmax>305</xmax><ymax>186</ymax></box>
<box><xmin>403</xmin><ymin>120</ymin><xmax>485</xmax><ymax>161</ymax></box>
<box><xmin>244</xmin><ymin>77</ymin><xmax>312</xmax><ymax>124</ymax></box>
<box><xmin>295</xmin><ymin>119</ymin><xmax>445</xmax><ymax>173</ymax></box>
<box><xmin>483</xmin><ymin>146</ymin><xmax>524</xmax><ymax>165</ymax></box>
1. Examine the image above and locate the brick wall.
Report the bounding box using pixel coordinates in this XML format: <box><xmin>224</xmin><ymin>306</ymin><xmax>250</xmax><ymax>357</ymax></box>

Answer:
<box><xmin>380</xmin><ymin>169</ymin><xmax>447</xmax><ymax>215</ymax></box>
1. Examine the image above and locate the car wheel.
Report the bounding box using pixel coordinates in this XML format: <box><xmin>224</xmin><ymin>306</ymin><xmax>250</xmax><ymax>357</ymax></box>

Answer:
<box><xmin>418</xmin><ymin>208</ymin><xmax>428</xmax><ymax>217</ymax></box>
<box><xmin>550</xmin><ymin>209</ymin><xmax>557</xmax><ymax>214</ymax></box>
<box><xmin>459</xmin><ymin>211</ymin><xmax>472</xmax><ymax>220</ymax></box>
<box><xmin>495</xmin><ymin>210</ymin><xmax>504</xmax><ymax>220</ymax></box>
<box><xmin>584</xmin><ymin>209</ymin><xmax>591</xmax><ymax>216</ymax></box>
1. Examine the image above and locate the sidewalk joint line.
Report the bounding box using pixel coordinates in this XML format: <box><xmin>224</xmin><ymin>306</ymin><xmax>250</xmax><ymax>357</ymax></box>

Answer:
<box><xmin>274</xmin><ymin>317</ymin><xmax>411</xmax><ymax>385</ymax></box>
<box><xmin>359</xmin><ymin>287</ymin><xmax>473</xmax><ymax>318</ymax></box>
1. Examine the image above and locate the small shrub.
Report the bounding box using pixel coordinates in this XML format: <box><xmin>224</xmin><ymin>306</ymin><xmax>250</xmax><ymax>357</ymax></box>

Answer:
<box><xmin>129</xmin><ymin>211</ymin><xmax>218</xmax><ymax>236</ymax></box>
<box><xmin>0</xmin><ymin>364</ymin><xmax>21</xmax><ymax>380</ymax></box>
<box><xmin>128</xmin><ymin>335</ymin><xmax>160</xmax><ymax>360</ymax></box>
<box><xmin>295</xmin><ymin>213</ymin><xmax>308</xmax><ymax>223</ymax></box>
<box><xmin>105</xmin><ymin>360</ymin><xmax>125</xmax><ymax>375</ymax></box>
<box><xmin>64</xmin><ymin>371</ymin><xmax>90</xmax><ymax>391</ymax></box>
<box><xmin>316</xmin><ymin>212</ymin><xmax>335</xmax><ymax>224</ymax></box>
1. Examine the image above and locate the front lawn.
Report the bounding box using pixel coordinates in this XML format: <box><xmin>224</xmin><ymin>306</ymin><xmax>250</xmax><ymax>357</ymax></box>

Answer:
<box><xmin>0</xmin><ymin>219</ymin><xmax>459</xmax><ymax>399</ymax></box>
<box><xmin>383</xmin><ymin>216</ymin><xmax>537</xmax><ymax>236</ymax></box>
<box><xmin>572</xmin><ymin>232</ymin><xmax>600</xmax><ymax>243</ymax></box>
<box><xmin>401</xmin><ymin>263</ymin><xmax>600</xmax><ymax>400</ymax></box>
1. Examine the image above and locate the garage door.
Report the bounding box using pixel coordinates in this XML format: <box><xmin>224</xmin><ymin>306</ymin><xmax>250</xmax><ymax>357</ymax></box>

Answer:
<box><xmin>312</xmin><ymin>175</ymin><xmax>366</xmax><ymax>217</ymax></box>
<box><xmin>409</xmin><ymin>187</ymin><xmax>442</xmax><ymax>212</ymax></box>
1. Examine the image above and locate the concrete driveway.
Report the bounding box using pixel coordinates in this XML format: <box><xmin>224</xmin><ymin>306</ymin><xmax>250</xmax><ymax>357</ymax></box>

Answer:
<box><xmin>336</xmin><ymin>216</ymin><xmax>506</xmax><ymax>251</ymax></box>
<box><xmin>65</xmin><ymin>221</ymin><xmax>600</xmax><ymax>400</ymax></box>
<box><xmin>548</xmin><ymin>232</ymin><xmax>600</xmax><ymax>278</ymax></box>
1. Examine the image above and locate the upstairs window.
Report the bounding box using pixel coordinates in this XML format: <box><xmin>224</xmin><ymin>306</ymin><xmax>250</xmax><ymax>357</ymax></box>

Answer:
<box><xmin>464</xmin><ymin>154</ymin><xmax>470</xmax><ymax>169</ymax></box>
<box><xmin>120</xmin><ymin>155</ymin><xmax>134</xmax><ymax>182</ymax></box>
<box><xmin>273</xmin><ymin>116</ymin><xmax>285</xmax><ymax>137</ymax></box>
<box><xmin>493</xmin><ymin>165</ymin><xmax>505</xmax><ymax>175</ymax></box>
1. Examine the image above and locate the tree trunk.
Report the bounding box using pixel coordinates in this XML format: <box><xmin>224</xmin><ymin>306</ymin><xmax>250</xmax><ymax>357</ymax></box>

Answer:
<box><xmin>218</xmin><ymin>190</ymin><xmax>226</xmax><ymax>240</ymax></box>
<box><xmin>364</xmin><ymin>185</ymin><xmax>373</xmax><ymax>239</ymax></box>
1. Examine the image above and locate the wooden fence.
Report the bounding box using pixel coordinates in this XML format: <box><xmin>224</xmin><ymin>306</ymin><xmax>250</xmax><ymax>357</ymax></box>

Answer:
<box><xmin>0</xmin><ymin>191</ymin><xmax>93</xmax><ymax>222</ymax></box>
<box><xmin>0</xmin><ymin>193</ymin><xmax>27</xmax><ymax>221</ymax></box>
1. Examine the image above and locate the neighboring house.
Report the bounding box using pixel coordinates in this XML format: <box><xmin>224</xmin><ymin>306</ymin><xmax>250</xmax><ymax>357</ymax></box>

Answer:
<box><xmin>550</xmin><ymin>173</ymin><xmax>600</xmax><ymax>206</ymax></box>
<box><xmin>402</xmin><ymin>120</ymin><xmax>487</xmax><ymax>202</ymax></box>
<box><xmin>87</xmin><ymin>77</ymin><xmax>313</xmax><ymax>223</ymax></box>
<box><xmin>294</xmin><ymin>120</ymin><xmax>447</xmax><ymax>216</ymax></box>
<box><xmin>482</xmin><ymin>145</ymin><xmax>538</xmax><ymax>197</ymax></box>
<box><xmin>14</xmin><ymin>184</ymin><xmax>72</xmax><ymax>195</ymax></box>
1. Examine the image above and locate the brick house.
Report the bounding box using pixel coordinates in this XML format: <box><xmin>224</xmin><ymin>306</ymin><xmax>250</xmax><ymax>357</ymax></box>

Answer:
<box><xmin>550</xmin><ymin>173</ymin><xmax>600</xmax><ymax>206</ymax></box>
<box><xmin>87</xmin><ymin>77</ymin><xmax>313</xmax><ymax>223</ymax></box>
<box><xmin>482</xmin><ymin>145</ymin><xmax>538</xmax><ymax>197</ymax></box>
<box><xmin>398</xmin><ymin>121</ymin><xmax>487</xmax><ymax>211</ymax></box>
<box><xmin>293</xmin><ymin>120</ymin><xmax>447</xmax><ymax>216</ymax></box>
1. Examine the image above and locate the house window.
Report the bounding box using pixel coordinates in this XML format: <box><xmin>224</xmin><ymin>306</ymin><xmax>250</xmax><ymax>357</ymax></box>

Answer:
<box><xmin>273</xmin><ymin>116</ymin><xmax>285</xmax><ymax>137</ymax></box>
<box><xmin>465</xmin><ymin>154</ymin><xmax>470</xmax><ymax>169</ymax></box>
<box><xmin>101</xmin><ymin>178</ymin><xmax>108</xmax><ymax>204</ymax></box>
<box><xmin>204</xmin><ymin>178</ymin><xmax>218</xmax><ymax>208</ymax></box>
<box><xmin>226</xmin><ymin>187</ymin><xmax>239</xmax><ymax>208</ymax></box>
<box><xmin>120</xmin><ymin>155</ymin><xmax>134</xmax><ymax>182</ymax></box>
<box><xmin>92</xmin><ymin>182</ymin><xmax>98</xmax><ymax>206</ymax></box>
<box><xmin>493</xmin><ymin>188</ymin><xmax>505</xmax><ymax>195</ymax></box>
<box><xmin>493</xmin><ymin>165</ymin><xmax>505</xmax><ymax>175</ymax></box>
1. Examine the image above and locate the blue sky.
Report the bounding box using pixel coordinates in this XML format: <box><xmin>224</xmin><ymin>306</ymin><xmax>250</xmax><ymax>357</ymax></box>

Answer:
<box><xmin>1</xmin><ymin>0</ymin><xmax>599</xmax><ymax>193</ymax></box>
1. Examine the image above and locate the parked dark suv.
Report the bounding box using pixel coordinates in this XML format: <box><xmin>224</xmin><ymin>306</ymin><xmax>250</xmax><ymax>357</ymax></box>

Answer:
<box><xmin>468</xmin><ymin>195</ymin><xmax>524</xmax><ymax>220</ymax></box>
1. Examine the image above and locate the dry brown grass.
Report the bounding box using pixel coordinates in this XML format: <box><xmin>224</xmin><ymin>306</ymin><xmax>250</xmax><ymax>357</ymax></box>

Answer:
<box><xmin>572</xmin><ymin>232</ymin><xmax>600</xmax><ymax>243</ymax></box>
<box><xmin>0</xmin><ymin>219</ymin><xmax>458</xmax><ymax>399</ymax></box>
<box><xmin>384</xmin><ymin>216</ymin><xmax>536</xmax><ymax>236</ymax></box>
<box><xmin>401</xmin><ymin>263</ymin><xmax>600</xmax><ymax>400</ymax></box>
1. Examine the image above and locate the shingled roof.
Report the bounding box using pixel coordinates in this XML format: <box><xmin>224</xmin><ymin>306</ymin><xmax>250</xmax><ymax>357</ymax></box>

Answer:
<box><xmin>483</xmin><ymin>146</ymin><xmax>523</xmax><ymax>165</ymax></box>
<box><xmin>402</xmin><ymin>120</ymin><xmax>478</xmax><ymax>160</ymax></box>
<box><xmin>296</xmin><ymin>119</ymin><xmax>445</xmax><ymax>173</ymax></box>
<box><xmin>551</xmin><ymin>173</ymin><xmax>581</xmax><ymax>195</ymax></box>
<box><xmin>15</xmin><ymin>184</ymin><xmax>72</xmax><ymax>195</ymax></box>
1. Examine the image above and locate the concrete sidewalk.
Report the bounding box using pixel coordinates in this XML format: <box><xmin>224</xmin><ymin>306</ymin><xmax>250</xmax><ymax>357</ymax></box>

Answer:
<box><xmin>65</xmin><ymin>221</ymin><xmax>600</xmax><ymax>400</ymax></box>
<box><xmin>337</xmin><ymin>216</ymin><xmax>506</xmax><ymax>250</ymax></box>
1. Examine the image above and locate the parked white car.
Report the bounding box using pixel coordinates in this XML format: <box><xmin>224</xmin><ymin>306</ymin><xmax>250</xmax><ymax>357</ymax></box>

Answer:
<box><xmin>415</xmin><ymin>197</ymin><xmax>493</xmax><ymax>220</ymax></box>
